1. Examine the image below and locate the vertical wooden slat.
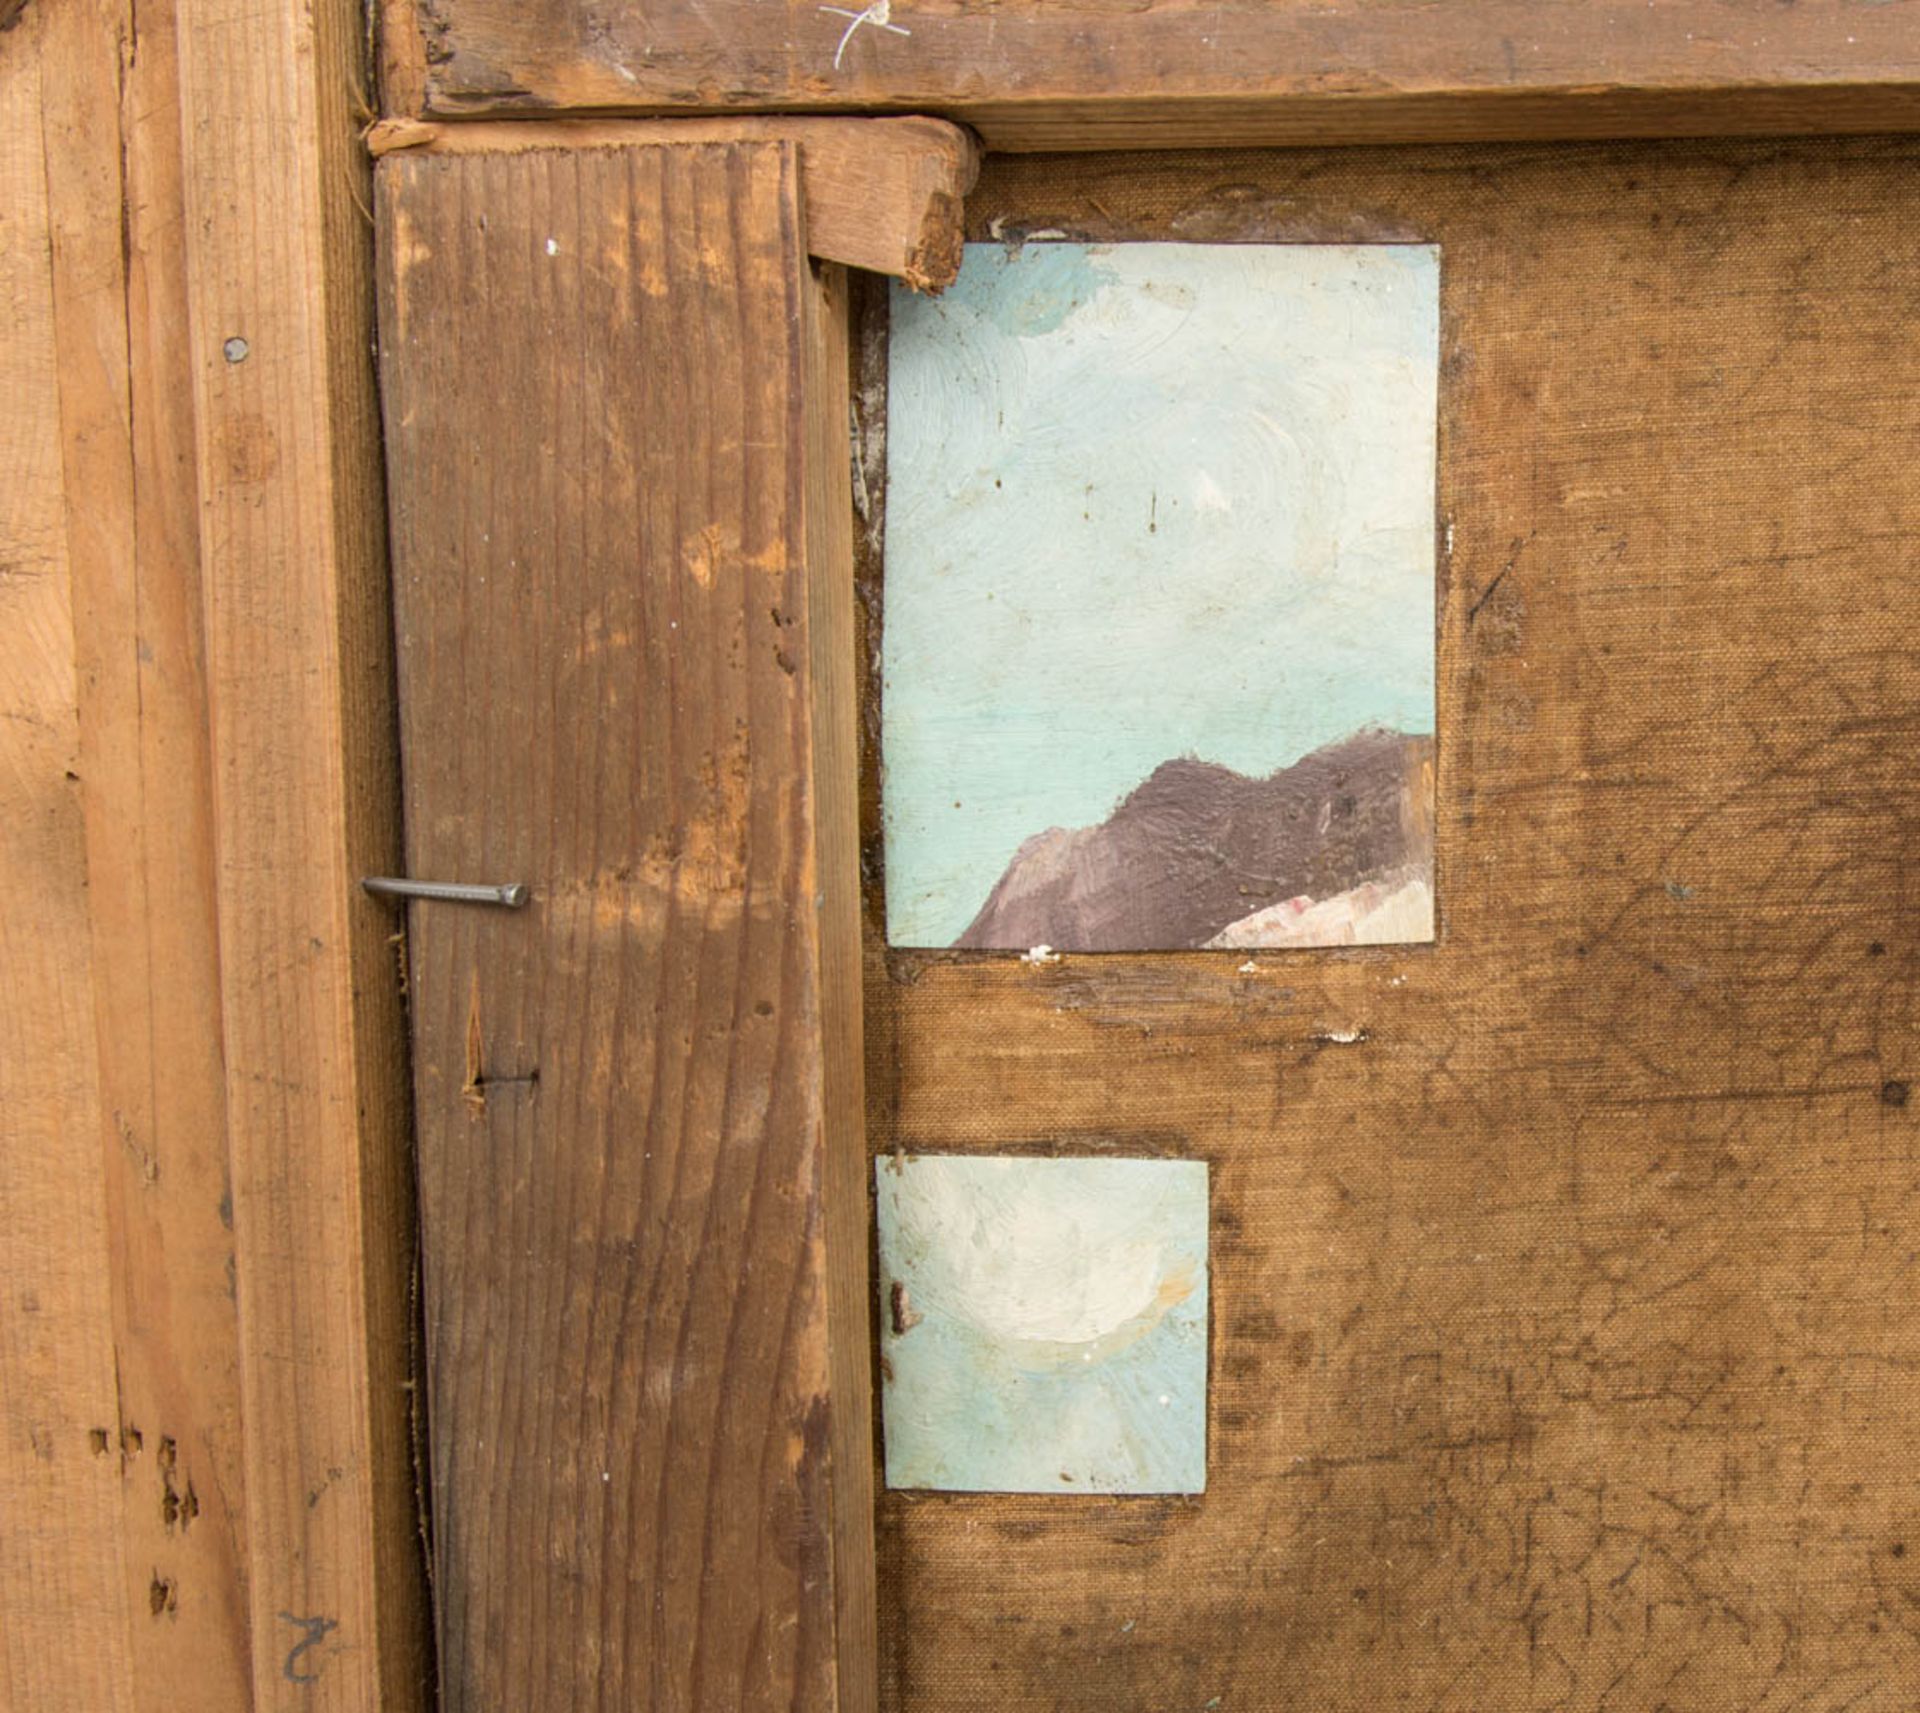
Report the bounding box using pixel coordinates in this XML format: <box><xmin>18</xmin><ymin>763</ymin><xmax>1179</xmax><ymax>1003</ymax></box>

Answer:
<box><xmin>173</xmin><ymin>0</ymin><xmax>427</xmax><ymax>1702</ymax></box>
<box><xmin>804</xmin><ymin>261</ymin><xmax>879</xmax><ymax>1713</ymax></box>
<box><xmin>0</xmin><ymin>12</ymin><xmax>136</xmax><ymax>1710</ymax></box>
<box><xmin>39</xmin><ymin>0</ymin><xmax>256</xmax><ymax>1702</ymax></box>
<box><xmin>378</xmin><ymin>139</ymin><xmax>872</xmax><ymax>1712</ymax></box>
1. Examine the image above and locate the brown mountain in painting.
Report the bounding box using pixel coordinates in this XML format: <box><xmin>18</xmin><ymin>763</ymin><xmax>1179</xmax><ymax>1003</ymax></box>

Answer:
<box><xmin>955</xmin><ymin>726</ymin><xmax>1434</xmax><ymax>952</ymax></box>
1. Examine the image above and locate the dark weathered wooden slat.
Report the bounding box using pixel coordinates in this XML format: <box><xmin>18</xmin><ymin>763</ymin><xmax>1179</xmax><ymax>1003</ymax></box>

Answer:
<box><xmin>400</xmin><ymin>0</ymin><xmax>1920</xmax><ymax>149</ymax></box>
<box><xmin>377</xmin><ymin>140</ymin><xmax>871</xmax><ymax>1712</ymax></box>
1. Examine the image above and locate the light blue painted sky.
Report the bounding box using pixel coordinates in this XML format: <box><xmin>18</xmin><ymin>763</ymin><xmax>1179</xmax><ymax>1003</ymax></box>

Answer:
<box><xmin>883</xmin><ymin>241</ymin><xmax>1439</xmax><ymax>946</ymax></box>
<box><xmin>876</xmin><ymin>1154</ymin><xmax>1208</xmax><ymax>1494</ymax></box>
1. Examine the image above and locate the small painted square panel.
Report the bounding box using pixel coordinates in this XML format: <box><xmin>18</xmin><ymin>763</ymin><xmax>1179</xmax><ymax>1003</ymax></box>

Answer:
<box><xmin>875</xmin><ymin>1153</ymin><xmax>1209</xmax><ymax>1494</ymax></box>
<box><xmin>883</xmin><ymin>240</ymin><xmax>1439</xmax><ymax>951</ymax></box>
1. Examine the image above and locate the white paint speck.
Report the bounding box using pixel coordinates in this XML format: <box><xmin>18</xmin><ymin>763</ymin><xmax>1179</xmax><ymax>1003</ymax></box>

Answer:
<box><xmin>1021</xmin><ymin>944</ymin><xmax>1061</xmax><ymax>966</ymax></box>
<box><xmin>545</xmin><ymin>238</ymin><xmax>558</xmax><ymax>256</ymax></box>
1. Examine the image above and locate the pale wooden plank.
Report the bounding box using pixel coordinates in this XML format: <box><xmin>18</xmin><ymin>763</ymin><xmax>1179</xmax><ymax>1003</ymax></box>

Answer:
<box><xmin>400</xmin><ymin>0</ymin><xmax>1920</xmax><ymax>148</ymax></box>
<box><xmin>366</xmin><ymin>116</ymin><xmax>979</xmax><ymax>290</ymax></box>
<box><xmin>172</xmin><ymin>0</ymin><xmax>428</xmax><ymax>1701</ymax></box>
<box><xmin>378</xmin><ymin>138</ymin><xmax>873</xmax><ymax>1711</ymax></box>
<box><xmin>0</xmin><ymin>11</ymin><xmax>137</xmax><ymax>1711</ymax></box>
<box><xmin>37</xmin><ymin>0</ymin><xmax>257</xmax><ymax>1701</ymax></box>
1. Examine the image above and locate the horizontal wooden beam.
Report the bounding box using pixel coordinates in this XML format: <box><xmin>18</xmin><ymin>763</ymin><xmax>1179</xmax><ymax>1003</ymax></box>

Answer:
<box><xmin>949</xmin><ymin>84</ymin><xmax>1920</xmax><ymax>152</ymax></box>
<box><xmin>368</xmin><ymin>116</ymin><xmax>978</xmax><ymax>290</ymax></box>
<box><xmin>402</xmin><ymin>0</ymin><xmax>1920</xmax><ymax>150</ymax></box>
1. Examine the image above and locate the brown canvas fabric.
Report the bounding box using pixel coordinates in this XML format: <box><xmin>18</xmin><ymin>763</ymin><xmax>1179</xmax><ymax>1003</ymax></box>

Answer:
<box><xmin>858</xmin><ymin>138</ymin><xmax>1920</xmax><ymax>1711</ymax></box>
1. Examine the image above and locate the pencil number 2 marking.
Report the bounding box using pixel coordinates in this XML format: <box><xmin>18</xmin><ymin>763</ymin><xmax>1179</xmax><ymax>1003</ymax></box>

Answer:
<box><xmin>278</xmin><ymin>1612</ymin><xmax>339</xmax><ymax>1684</ymax></box>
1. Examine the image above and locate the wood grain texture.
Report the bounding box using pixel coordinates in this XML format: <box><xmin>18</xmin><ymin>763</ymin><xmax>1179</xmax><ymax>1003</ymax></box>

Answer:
<box><xmin>174</xmin><ymin>0</ymin><xmax>428</xmax><ymax>1701</ymax></box>
<box><xmin>406</xmin><ymin>0</ymin><xmax>1920</xmax><ymax>148</ymax></box>
<box><xmin>367</xmin><ymin>116</ymin><xmax>979</xmax><ymax>289</ymax></box>
<box><xmin>862</xmin><ymin>138</ymin><xmax>1920</xmax><ymax>1712</ymax></box>
<box><xmin>39</xmin><ymin>0</ymin><xmax>256</xmax><ymax>1702</ymax></box>
<box><xmin>804</xmin><ymin>260</ymin><xmax>880</xmax><ymax>1713</ymax></box>
<box><xmin>0</xmin><ymin>12</ymin><xmax>137</xmax><ymax>1709</ymax></box>
<box><xmin>379</xmin><ymin>0</ymin><xmax>430</xmax><ymax>120</ymax></box>
<box><xmin>378</xmin><ymin>139</ymin><xmax>872</xmax><ymax>1711</ymax></box>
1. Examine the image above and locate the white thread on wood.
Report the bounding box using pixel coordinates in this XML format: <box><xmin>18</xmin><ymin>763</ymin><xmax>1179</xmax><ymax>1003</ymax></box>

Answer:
<box><xmin>820</xmin><ymin>1</ymin><xmax>910</xmax><ymax>70</ymax></box>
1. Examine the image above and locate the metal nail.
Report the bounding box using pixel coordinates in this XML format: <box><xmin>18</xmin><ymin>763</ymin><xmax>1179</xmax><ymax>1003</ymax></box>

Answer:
<box><xmin>361</xmin><ymin>877</ymin><xmax>529</xmax><ymax>908</ymax></box>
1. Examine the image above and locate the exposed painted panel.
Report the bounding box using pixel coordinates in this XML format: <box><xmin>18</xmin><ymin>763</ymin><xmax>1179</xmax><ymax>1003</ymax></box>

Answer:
<box><xmin>876</xmin><ymin>1155</ymin><xmax>1208</xmax><ymax>1494</ymax></box>
<box><xmin>882</xmin><ymin>240</ymin><xmax>1438</xmax><ymax>951</ymax></box>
